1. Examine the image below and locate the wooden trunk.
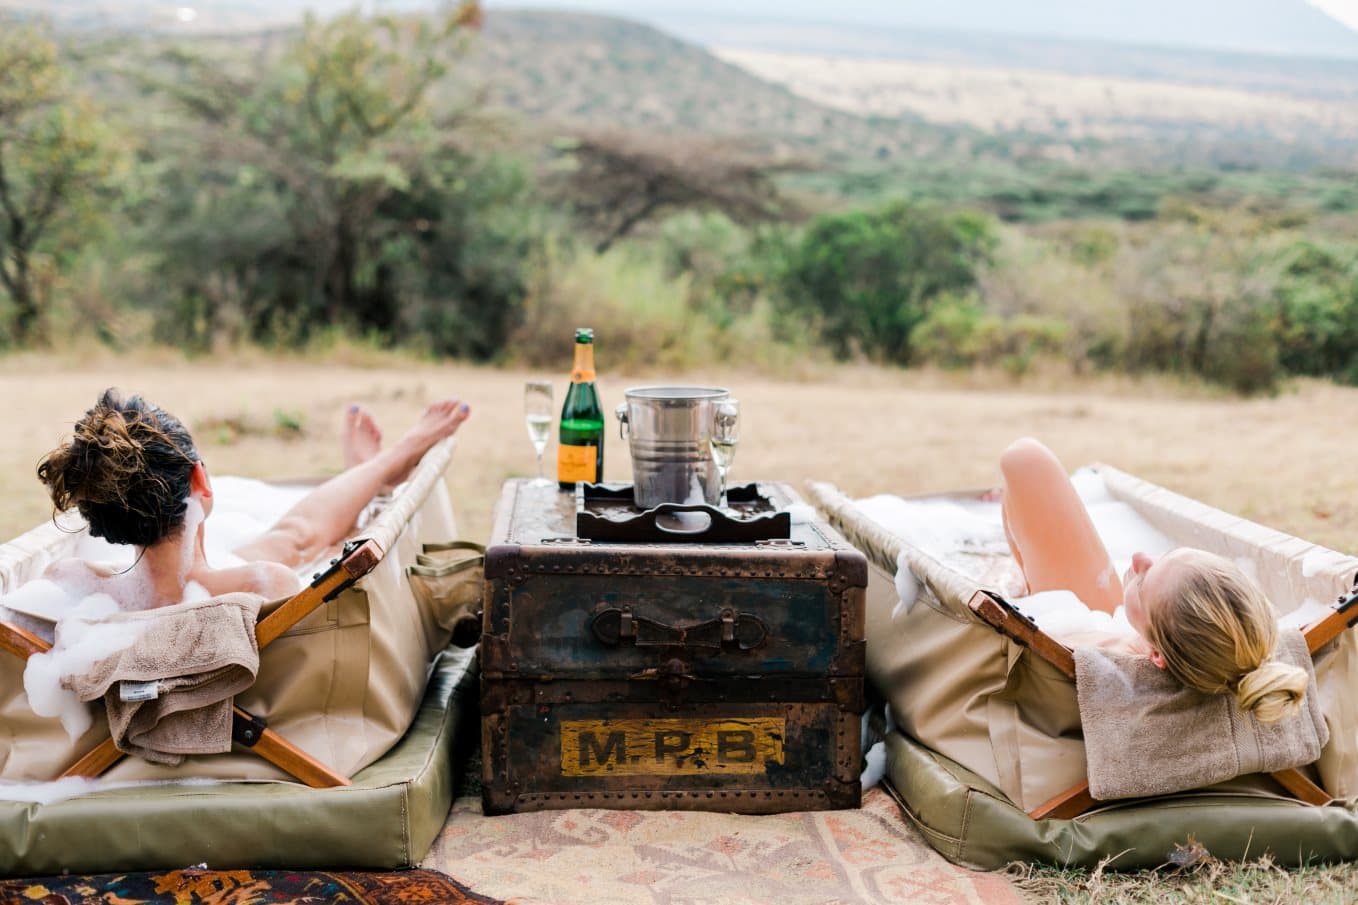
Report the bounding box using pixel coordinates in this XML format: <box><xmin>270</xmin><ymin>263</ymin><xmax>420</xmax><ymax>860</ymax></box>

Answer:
<box><xmin>480</xmin><ymin>480</ymin><xmax>867</xmax><ymax>814</ymax></box>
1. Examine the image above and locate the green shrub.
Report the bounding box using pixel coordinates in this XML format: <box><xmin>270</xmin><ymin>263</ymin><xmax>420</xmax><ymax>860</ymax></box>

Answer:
<box><xmin>910</xmin><ymin>294</ymin><xmax>1068</xmax><ymax>376</ymax></box>
<box><xmin>510</xmin><ymin>242</ymin><xmax>816</xmax><ymax>374</ymax></box>
<box><xmin>1116</xmin><ymin>227</ymin><xmax>1285</xmax><ymax>394</ymax></box>
<box><xmin>398</xmin><ymin>154</ymin><xmax>546</xmax><ymax>360</ymax></box>
<box><xmin>1273</xmin><ymin>241</ymin><xmax>1358</xmax><ymax>383</ymax></box>
<box><xmin>658</xmin><ymin>211</ymin><xmax>746</xmax><ymax>288</ymax></box>
<box><xmin>776</xmin><ymin>202</ymin><xmax>995</xmax><ymax>364</ymax></box>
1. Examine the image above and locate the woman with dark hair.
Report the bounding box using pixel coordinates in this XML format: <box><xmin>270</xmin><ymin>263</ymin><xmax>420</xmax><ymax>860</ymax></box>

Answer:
<box><xmin>36</xmin><ymin>389</ymin><xmax>470</xmax><ymax>610</ymax></box>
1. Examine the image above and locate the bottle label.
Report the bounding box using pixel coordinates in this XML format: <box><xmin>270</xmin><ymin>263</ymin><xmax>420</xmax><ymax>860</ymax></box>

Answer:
<box><xmin>558</xmin><ymin>443</ymin><xmax>597</xmax><ymax>482</ymax></box>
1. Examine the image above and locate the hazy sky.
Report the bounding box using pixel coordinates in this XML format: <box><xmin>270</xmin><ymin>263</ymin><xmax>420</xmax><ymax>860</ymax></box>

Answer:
<box><xmin>1313</xmin><ymin>0</ymin><xmax>1358</xmax><ymax>29</ymax></box>
<box><xmin>151</xmin><ymin>1</ymin><xmax>1358</xmax><ymax>56</ymax></box>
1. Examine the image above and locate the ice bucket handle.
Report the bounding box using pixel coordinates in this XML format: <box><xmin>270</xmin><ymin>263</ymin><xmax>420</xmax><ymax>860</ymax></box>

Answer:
<box><xmin>615</xmin><ymin>402</ymin><xmax>629</xmax><ymax>441</ymax></box>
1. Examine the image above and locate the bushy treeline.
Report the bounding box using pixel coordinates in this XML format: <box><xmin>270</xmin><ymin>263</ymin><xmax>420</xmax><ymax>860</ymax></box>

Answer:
<box><xmin>2</xmin><ymin>9</ymin><xmax>1357</xmax><ymax>395</ymax></box>
<box><xmin>655</xmin><ymin>205</ymin><xmax>1358</xmax><ymax>393</ymax></box>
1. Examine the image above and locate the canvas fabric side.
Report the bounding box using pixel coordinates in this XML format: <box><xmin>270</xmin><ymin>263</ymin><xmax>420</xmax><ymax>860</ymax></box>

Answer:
<box><xmin>0</xmin><ymin>645</ymin><xmax>478</xmax><ymax>877</ymax></box>
<box><xmin>880</xmin><ymin>721</ymin><xmax>1358</xmax><ymax>871</ymax></box>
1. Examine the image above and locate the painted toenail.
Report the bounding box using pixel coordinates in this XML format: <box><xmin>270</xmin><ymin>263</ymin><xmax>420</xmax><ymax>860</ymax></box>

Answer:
<box><xmin>349</xmin><ymin>404</ymin><xmax>359</xmax><ymax>413</ymax></box>
<box><xmin>458</xmin><ymin>403</ymin><xmax>469</xmax><ymax>414</ymax></box>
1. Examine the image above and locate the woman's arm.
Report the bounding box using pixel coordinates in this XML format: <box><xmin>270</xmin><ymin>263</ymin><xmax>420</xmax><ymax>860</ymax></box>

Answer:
<box><xmin>1000</xmin><ymin>438</ymin><xmax>1124</xmax><ymax>614</ymax></box>
<box><xmin>195</xmin><ymin>562</ymin><xmax>303</xmax><ymax>601</ymax></box>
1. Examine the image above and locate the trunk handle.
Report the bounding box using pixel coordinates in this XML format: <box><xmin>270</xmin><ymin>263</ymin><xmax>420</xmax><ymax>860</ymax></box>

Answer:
<box><xmin>591</xmin><ymin>604</ymin><xmax>767</xmax><ymax>651</ymax></box>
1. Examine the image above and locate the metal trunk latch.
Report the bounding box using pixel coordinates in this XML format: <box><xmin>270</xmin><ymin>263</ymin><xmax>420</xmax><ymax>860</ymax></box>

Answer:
<box><xmin>629</xmin><ymin>658</ymin><xmax>698</xmax><ymax>708</ymax></box>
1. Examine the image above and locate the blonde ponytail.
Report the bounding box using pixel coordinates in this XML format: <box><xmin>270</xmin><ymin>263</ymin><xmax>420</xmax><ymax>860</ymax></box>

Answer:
<box><xmin>1144</xmin><ymin>550</ymin><xmax>1305</xmax><ymax>721</ymax></box>
<box><xmin>1235</xmin><ymin>660</ymin><xmax>1309</xmax><ymax>724</ymax></box>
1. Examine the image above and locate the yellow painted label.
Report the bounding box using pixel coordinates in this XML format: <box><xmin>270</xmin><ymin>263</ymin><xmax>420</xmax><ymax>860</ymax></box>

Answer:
<box><xmin>557</xmin><ymin>443</ymin><xmax>596</xmax><ymax>482</ymax></box>
<box><xmin>560</xmin><ymin>718</ymin><xmax>785</xmax><ymax>776</ymax></box>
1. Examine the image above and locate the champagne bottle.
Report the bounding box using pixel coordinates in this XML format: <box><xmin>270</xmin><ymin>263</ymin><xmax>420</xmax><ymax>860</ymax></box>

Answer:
<box><xmin>557</xmin><ymin>327</ymin><xmax>604</xmax><ymax>489</ymax></box>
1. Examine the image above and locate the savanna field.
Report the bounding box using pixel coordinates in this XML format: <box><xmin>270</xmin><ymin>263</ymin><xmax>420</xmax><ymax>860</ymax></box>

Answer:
<box><xmin>7</xmin><ymin>351</ymin><xmax>1356</xmax><ymax>555</ymax></box>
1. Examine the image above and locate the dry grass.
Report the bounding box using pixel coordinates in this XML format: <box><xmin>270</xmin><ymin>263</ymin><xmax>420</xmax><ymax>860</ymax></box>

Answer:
<box><xmin>1010</xmin><ymin>844</ymin><xmax>1358</xmax><ymax>903</ymax></box>
<box><xmin>6</xmin><ymin>353</ymin><xmax>1358</xmax><ymax>556</ymax></box>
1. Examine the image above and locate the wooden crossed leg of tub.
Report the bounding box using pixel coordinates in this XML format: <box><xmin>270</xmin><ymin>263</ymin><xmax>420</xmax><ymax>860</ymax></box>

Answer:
<box><xmin>0</xmin><ymin>537</ymin><xmax>383</xmax><ymax>789</ymax></box>
<box><xmin>968</xmin><ymin>588</ymin><xmax>1358</xmax><ymax>820</ymax></box>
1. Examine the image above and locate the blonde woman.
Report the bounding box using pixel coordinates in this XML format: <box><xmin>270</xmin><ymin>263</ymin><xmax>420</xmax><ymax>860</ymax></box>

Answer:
<box><xmin>1000</xmin><ymin>437</ymin><xmax>1309</xmax><ymax>724</ymax></box>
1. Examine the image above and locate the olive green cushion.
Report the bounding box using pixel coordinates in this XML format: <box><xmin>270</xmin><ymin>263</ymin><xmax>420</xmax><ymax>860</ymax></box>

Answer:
<box><xmin>0</xmin><ymin>646</ymin><xmax>477</xmax><ymax>877</ymax></box>
<box><xmin>883</xmin><ymin>728</ymin><xmax>1358</xmax><ymax>871</ymax></box>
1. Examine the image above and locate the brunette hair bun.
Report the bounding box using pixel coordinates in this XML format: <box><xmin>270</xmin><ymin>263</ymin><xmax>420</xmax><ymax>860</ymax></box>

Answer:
<box><xmin>37</xmin><ymin>389</ymin><xmax>199</xmax><ymax>546</ymax></box>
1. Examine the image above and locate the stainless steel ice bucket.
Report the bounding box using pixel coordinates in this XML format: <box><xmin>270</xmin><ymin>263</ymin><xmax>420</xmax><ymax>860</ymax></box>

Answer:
<box><xmin>615</xmin><ymin>386</ymin><xmax>729</xmax><ymax>509</ymax></box>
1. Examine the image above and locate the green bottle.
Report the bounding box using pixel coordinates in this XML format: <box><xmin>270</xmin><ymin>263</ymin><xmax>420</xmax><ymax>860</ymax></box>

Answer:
<box><xmin>557</xmin><ymin>327</ymin><xmax>604</xmax><ymax>489</ymax></box>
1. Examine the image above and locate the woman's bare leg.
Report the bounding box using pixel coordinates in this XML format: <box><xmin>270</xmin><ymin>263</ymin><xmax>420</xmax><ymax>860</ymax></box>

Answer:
<box><xmin>999</xmin><ymin>437</ymin><xmax>1123</xmax><ymax>613</ymax></box>
<box><xmin>234</xmin><ymin>399</ymin><xmax>470</xmax><ymax>567</ymax></box>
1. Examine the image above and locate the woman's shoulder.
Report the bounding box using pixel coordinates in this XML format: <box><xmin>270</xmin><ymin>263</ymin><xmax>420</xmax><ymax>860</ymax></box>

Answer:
<box><xmin>43</xmin><ymin>557</ymin><xmax>116</xmax><ymax>586</ymax></box>
<box><xmin>1055</xmin><ymin>629</ymin><xmax>1154</xmax><ymax>657</ymax></box>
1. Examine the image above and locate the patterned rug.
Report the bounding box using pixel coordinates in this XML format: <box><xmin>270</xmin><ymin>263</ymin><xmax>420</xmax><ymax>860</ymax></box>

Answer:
<box><xmin>0</xmin><ymin>868</ymin><xmax>502</xmax><ymax>904</ymax></box>
<box><xmin>422</xmin><ymin>787</ymin><xmax>1020</xmax><ymax>905</ymax></box>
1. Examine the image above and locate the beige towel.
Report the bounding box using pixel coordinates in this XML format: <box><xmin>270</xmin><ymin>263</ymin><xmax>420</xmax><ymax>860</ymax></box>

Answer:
<box><xmin>61</xmin><ymin>594</ymin><xmax>263</xmax><ymax>766</ymax></box>
<box><xmin>1074</xmin><ymin>628</ymin><xmax>1328</xmax><ymax>801</ymax></box>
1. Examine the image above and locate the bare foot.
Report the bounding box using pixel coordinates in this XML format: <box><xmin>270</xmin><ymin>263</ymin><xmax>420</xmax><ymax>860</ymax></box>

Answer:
<box><xmin>342</xmin><ymin>404</ymin><xmax>382</xmax><ymax>470</ymax></box>
<box><xmin>380</xmin><ymin>399</ymin><xmax>470</xmax><ymax>486</ymax></box>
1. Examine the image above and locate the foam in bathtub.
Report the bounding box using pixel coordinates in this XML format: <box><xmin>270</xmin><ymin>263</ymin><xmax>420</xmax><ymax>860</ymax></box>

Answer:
<box><xmin>893</xmin><ymin>557</ymin><xmax>920</xmax><ymax>617</ymax></box>
<box><xmin>4</xmin><ymin>487</ymin><xmax>287</xmax><ymax>741</ymax></box>
<box><xmin>23</xmin><ymin>593</ymin><xmax>147</xmax><ymax>740</ymax></box>
<box><xmin>1016</xmin><ymin>589</ymin><xmax>1138</xmax><ymax>640</ymax></box>
<box><xmin>782</xmin><ymin>502</ymin><xmax>818</xmax><ymax>525</ymax></box>
<box><xmin>855</xmin><ymin>469</ymin><xmax>1177</xmax><ymax>584</ymax></box>
<box><xmin>1303</xmin><ymin>547</ymin><xmax>1352</xmax><ymax>579</ymax></box>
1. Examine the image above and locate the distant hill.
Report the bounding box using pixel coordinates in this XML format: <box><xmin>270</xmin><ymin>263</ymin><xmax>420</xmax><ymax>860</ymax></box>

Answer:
<box><xmin>10</xmin><ymin>3</ymin><xmax>1358</xmax><ymax>169</ymax></box>
<box><xmin>16</xmin><ymin>0</ymin><xmax>1358</xmax><ymax>59</ymax></box>
<box><xmin>466</xmin><ymin>11</ymin><xmax>1358</xmax><ymax>168</ymax></box>
<box><xmin>714</xmin><ymin>47</ymin><xmax>1358</xmax><ymax>154</ymax></box>
<box><xmin>463</xmin><ymin>11</ymin><xmax>962</xmax><ymax>164</ymax></box>
<box><xmin>659</xmin><ymin>19</ymin><xmax>1358</xmax><ymax>103</ymax></box>
<box><xmin>510</xmin><ymin>0</ymin><xmax>1358</xmax><ymax>61</ymax></box>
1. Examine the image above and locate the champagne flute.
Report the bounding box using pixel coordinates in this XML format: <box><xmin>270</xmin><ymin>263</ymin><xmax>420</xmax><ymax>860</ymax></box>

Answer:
<box><xmin>524</xmin><ymin>380</ymin><xmax>554</xmax><ymax>487</ymax></box>
<box><xmin>711</xmin><ymin>399</ymin><xmax>740</xmax><ymax>504</ymax></box>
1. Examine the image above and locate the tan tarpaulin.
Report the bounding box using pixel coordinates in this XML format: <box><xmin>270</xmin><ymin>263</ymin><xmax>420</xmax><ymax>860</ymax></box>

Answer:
<box><xmin>808</xmin><ymin>467</ymin><xmax>1358</xmax><ymax>867</ymax></box>
<box><xmin>1</xmin><ymin>436</ymin><xmax>464</xmax><ymax>783</ymax></box>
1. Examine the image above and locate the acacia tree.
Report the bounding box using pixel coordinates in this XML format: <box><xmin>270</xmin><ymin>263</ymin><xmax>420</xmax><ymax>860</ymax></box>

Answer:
<box><xmin>554</xmin><ymin>130</ymin><xmax>805</xmax><ymax>253</ymax></box>
<box><xmin>0</xmin><ymin>26</ymin><xmax>111</xmax><ymax>345</ymax></box>
<box><xmin>150</xmin><ymin>2</ymin><xmax>502</xmax><ymax>345</ymax></box>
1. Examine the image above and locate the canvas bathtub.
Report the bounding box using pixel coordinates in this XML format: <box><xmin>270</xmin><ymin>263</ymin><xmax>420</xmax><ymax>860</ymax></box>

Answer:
<box><xmin>808</xmin><ymin>467</ymin><xmax>1358</xmax><ymax>869</ymax></box>
<box><xmin>0</xmin><ymin>437</ymin><xmax>479</xmax><ymax>874</ymax></box>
